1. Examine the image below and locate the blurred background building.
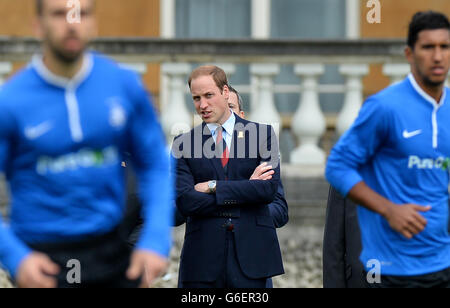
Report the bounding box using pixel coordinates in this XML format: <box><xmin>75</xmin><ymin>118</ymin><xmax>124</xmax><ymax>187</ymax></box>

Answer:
<box><xmin>1</xmin><ymin>0</ymin><xmax>450</xmax><ymax>287</ymax></box>
<box><xmin>2</xmin><ymin>0</ymin><xmax>450</xmax><ymax>224</ymax></box>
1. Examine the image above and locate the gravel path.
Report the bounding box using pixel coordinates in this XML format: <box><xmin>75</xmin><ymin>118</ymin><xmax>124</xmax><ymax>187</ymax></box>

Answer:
<box><xmin>0</xmin><ymin>225</ymin><xmax>324</xmax><ymax>288</ymax></box>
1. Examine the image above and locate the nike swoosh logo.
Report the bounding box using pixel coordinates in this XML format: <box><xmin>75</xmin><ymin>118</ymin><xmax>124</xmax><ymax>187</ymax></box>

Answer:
<box><xmin>24</xmin><ymin>121</ymin><xmax>53</xmax><ymax>140</ymax></box>
<box><xmin>403</xmin><ymin>129</ymin><xmax>422</xmax><ymax>139</ymax></box>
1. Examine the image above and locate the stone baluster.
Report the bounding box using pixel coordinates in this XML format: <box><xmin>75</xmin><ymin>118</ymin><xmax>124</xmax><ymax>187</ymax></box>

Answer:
<box><xmin>249</xmin><ymin>64</ymin><xmax>281</xmax><ymax>136</ymax></box>
<box><xmin>382</xmin><ymin>63</ymin><xmax>410</xmax><ymax>85</ymax></box>
<box><xmin>0</xmin><ymin>62</ymin><xmax>12</xmax><ymax>86</ymax></box>
<box><xmin>161</xmin><ymin>63</ymin><xmax>192</xmax><ymax>144</ymax></box>
<box><xmin>336</xmin><ymin>64</ymin><xmax>369</xmax><ymax>136</ymax></box>
<box><xmin>291</xmin><ymin>64</ymin><xmax>326</xmax><ymax>165</ymax></box>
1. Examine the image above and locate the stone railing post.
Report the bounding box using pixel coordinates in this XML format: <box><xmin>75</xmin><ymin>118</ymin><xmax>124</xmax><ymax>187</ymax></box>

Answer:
<box><xmin>336</xmin><ymin>64</ymin><xmax>369</xmax><ymax>136</ymax></box>
<box><xmin>0</xmin><ymin>62</ymin><xmax>12</xmax><ymax>86</ymax></box>
<box><xmin>161</xmin><ymin>63</ymin><xmax>192</xmax><ymax>144</ymax></box>
<box><xmin>249</xmin><ymin>64</ymin><xmax>281</xmax><ymax>136</ymax></box>
<box><xmin>291</xmin><ymin>64</ymin><xmax>326</xmax><ymax>165</ymax></box>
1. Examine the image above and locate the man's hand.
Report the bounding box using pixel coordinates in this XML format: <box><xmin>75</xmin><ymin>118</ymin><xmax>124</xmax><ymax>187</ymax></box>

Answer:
<box><xmin>383</xmin><ymin>203</ymin><xmax>431</xmax><ymax>239</ymax></box>
<box><xmin>194</xmin><ymin>182</ymin><xmax>210</xmax><ymax>194</ymax></box>
<box><xmin>250</xmin><ymin>162</ymin><xmax>274</xmax><ymax>180</ymax></box>
<box><xmin>348</xmin><ymin>182</ymin><xmax>431</xmax><ymax>239</ymax></box>
<box><xmin>16</xmin><ymin>252</ymin><xmax>60</xmax><ymax>288</ymax></box>
<box><xmin>126</xmin><ymin>250</ymin><xmax>168</xmax><ymax>288</ymax></box>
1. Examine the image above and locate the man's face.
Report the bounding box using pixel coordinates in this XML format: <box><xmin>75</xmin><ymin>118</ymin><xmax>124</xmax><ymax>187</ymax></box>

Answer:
<box><xmin>191</xmin><ymin>75</ymin><xmax>231</xmax><ymax>125</ymax></box>
<box><xmin>228</xmin><ymin>92</ymin><xmax>245</xmax><ymax>119</ymax></box>
<box><xmin>406</xmin><ymin>29</ymin><xmax>450</xmax><ymax>87</ymax></box>
<box><xmin>36</xmin><ymin>0</ymin><xmax>97</xmax><ymax>63</ymax></box>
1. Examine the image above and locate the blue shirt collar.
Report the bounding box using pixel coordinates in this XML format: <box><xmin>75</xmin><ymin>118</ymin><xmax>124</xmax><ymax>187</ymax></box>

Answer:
<box><xmin>408</xmin><ymin>73</ymin><xmax>446</xmax><ymax>108</ymax></box>
<box><xmin>31</xmin><ymin>53</ymin><xmax>94</xmax><ymax>89</ymax></box>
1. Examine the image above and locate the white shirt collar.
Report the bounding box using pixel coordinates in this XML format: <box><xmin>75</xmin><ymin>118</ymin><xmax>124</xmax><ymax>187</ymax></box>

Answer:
<box><xmin>207</xmin><ymin>110</ymin><xmax>235</xmax><ymax>136</ymax></box>
<box><xmin>32</xmin><ymin>53</ymin><xmax>94</xmax><ymax>89</ymax></box>
<box><xmin>408</xmin><ymin>73</ymin><xmax>446</xmax><ymax>108</ymax></box>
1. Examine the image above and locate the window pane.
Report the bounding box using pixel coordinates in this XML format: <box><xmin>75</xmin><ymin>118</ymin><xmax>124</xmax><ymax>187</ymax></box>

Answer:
<box><xmin>176</xmin><ymin>0</ymin><xmax>251</xmax><ymax>39</ymax></box>
<box><xmin>271</xmin><ymin>0</ymin><xmax>346</xmax><ymax>39</ymax></box>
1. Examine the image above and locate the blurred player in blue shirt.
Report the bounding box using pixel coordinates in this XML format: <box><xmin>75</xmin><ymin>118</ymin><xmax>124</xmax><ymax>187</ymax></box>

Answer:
<box><xmin>326</xmin><ymin>11</ymin><xmax>450</xmax><ymax>287</ymax></box>
<box><xmin>0</xmin><ymin>0</ymin><xmax>173</xmax><ymax>288</ymax></box>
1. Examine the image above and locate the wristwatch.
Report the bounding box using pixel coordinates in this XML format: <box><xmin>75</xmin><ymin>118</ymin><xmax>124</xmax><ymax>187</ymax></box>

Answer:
<box><xmin>208</xmin><ymin>180</ymin><xmax>217</xmax><ymax>194</ymax></box>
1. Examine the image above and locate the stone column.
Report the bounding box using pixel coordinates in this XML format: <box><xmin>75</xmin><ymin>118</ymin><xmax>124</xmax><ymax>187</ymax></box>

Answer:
<box><xmin>161</xmin><ymin>63</ymin><xmax>192</xmax><ymax>145</ymax></box>
<box><xmin>336</xmin><ymin>64</ymin><xmax>369</xmax><ymax>136</ymax></box>
<box><xmin>291</xmin><ymin>64</ymin><xmax>326</xmax><ymax>165</ymax></box>
<box><xmin>382</xmin><ymin>63</ymin><xmax>410</xmax><ymax>85</ymax></box>
<box><xmin>249</xmin><ymin>64</ymin><xmax>281</xmax><ymax>136</ymax></box>
<box><xmin>0</xmin><ymin>62</ymin><xmax>12</xmax><ymax>86</ymax></box>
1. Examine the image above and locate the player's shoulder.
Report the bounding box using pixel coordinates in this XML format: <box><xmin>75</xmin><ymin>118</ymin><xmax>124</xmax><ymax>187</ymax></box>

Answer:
<box><xmin>91</xmin><ymin>52</ymin><xmax>142</xmax><ymax>84</ymax></box>
<box><xmin>445</xmin><ymin>86</ymin><xmax>450</xmax><ymax>101</ymax></box>
<box><xmin>363</xmin><ymin>78</ymin><xmax>413</xmax><ymax>112</ymax></box>
<box><xmin>0</xmin><ymin>65</ymin><xmax>38</xmax><ymax>108</ymax></box>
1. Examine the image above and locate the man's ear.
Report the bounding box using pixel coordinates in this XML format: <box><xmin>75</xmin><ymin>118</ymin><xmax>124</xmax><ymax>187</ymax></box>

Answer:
<box><xmin>222</xmin><ymin>85</ymin><xmax>230</xmax><ymax>100</ymax></box>
<box><xmin>404</xmin><ymin>46</ymin><xmax>414</xmax><ymax>64</ymax></box>
<box><xmin>33</xmin><ymin>16</ymin><xmax>44</xmax><ymax>40</ymax></box>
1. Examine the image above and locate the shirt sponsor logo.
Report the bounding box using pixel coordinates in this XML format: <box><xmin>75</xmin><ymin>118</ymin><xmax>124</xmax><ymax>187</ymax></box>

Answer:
<box><xmin>408</xmin><ymin>155</ymin><xmax>450</xmax><ymax>170</ymax></box>
<box><xmin>36</xmin><ymin>146</ymin><xmax>119</xmax><ymax>175</ymax></box>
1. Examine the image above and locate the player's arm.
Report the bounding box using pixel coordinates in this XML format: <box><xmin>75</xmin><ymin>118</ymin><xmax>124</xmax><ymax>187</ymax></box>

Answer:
<box><xmin>124</xmin><ymin>73</ymin><xmax>173</xmax><ymax>287</ymax></box>
<box><xmin>348</xmin><ymin>182</ymin><xmax>429</xmax><ymax>239</ymax></box>
<box><xmin>0</xmin><ymin>105</ymin><xmax>60</xmax><ymax>287</ymax></box>
<box><xmin>325</xmin><ymin>98</ymin><xmax>429</xmax><ymax>239</ymax></box>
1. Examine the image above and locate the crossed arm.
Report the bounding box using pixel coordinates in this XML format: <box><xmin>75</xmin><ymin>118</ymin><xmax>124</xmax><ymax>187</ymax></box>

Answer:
<box><xmin>175</xmin><ymin>157</ymin><xmax>279</xmax><ymax>218</ymax></box>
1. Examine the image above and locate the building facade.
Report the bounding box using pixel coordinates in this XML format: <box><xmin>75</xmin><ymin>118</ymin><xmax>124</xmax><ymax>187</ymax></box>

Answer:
<box><xmin>1</xmin><ymin>0</ymin><xmax>450</xmax><ymax>165</ymax></box>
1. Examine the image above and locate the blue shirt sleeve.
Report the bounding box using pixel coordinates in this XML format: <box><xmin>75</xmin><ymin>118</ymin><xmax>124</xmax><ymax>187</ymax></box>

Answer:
<box><xmin>0</xmin><ymin>103</ymin><xmax>32</xmax><ymax>278</ymax></box>
<box><xmin>325</xmin><ymin>97</ymin><xmax>390</xmax><ymax>197</ymax></box>
<box><xmin>125</xmin><ymin>73</ymin><xmax>174</xmax><ymax>257</ymax></box>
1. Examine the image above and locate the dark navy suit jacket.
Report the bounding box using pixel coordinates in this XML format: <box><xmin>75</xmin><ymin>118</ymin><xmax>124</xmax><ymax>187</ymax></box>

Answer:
<box><xmin>323</xmin><ymin>186</ymin><xmax>365</xmax><ymax>288</ymax></box>
<box><xmin>173</xmin><ymin>178</ymin><xmax>289</xmax><ymax>228</ymax></box>
<box><xmin>172</xmin><ymin>115</ymin><xmax>284</xmax><ymax>283</ymax></box>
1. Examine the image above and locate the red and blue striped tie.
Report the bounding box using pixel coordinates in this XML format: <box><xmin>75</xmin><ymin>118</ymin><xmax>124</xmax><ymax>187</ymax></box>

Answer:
<box><xmin>216</xmin><ymin>126</ymin><xmax>229</xmax><ymax>170</ymax></box>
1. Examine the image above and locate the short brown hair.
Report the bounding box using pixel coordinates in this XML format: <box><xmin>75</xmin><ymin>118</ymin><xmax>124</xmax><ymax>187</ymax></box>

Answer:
<box><xmin>188</xmin><ymin>65</ymin><xmax>228</xmax><ymax>92</ymax></box>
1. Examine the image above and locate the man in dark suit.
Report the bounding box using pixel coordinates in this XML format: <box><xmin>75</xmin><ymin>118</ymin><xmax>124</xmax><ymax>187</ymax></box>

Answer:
<box><xmin>172</xmin><ymin>65</ymin><xmax>284</xmax><ymax>288</ymax></box>
<box><xmin>322</xmin><ymin>186</ymin><xmax>365</xmax><ymax>288</ymax></box>
<box><xmin>323</xmin><ymin>186</ymin><xmax>450</xmax><ymax>288</ymax></box>
<box><xmin>173</xmin><ymin>86</ymin><xmax>289</xmax><ymax>229</ymax></box>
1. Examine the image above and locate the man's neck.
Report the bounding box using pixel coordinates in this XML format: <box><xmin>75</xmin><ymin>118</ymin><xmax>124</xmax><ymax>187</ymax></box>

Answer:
<box><xmin>411</xmin><ymin>71</ymin><xmax>445</xmax><ymax>103</ymax></box>
<box><xmin>42</xmin><ymin>49</ymin><xmax>84</xmax><ymax>80</ymax></box>
<box><xmin>217</xmin><ymin>109</ymin><xmax>232</xmax><ymax>126</ymax></box>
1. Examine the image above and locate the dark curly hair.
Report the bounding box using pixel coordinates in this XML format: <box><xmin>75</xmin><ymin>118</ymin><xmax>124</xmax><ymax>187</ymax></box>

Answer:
<box><xmin>408</xmin><ymin>11</ymin><xmax>450</xmax><ymax>49</ymax></box>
